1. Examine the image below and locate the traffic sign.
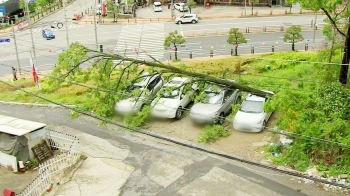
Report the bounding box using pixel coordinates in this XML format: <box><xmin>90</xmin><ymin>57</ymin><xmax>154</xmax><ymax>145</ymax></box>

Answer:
<box><xmin>0</xmin><ymin>38</ymin><xmax>10</xmax><ymax>43</ymax></box>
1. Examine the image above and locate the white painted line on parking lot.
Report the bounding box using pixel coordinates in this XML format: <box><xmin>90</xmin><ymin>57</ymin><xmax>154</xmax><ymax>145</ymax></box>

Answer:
<box><xmin>148</xmin><ymin>8</ymin><xmax>155</xmax><ymax>16</ymax></box>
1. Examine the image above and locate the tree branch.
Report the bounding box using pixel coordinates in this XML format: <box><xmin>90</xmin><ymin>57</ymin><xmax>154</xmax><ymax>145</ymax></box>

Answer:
<box><xmin>321</xmin><ymin>8</ymin><xmax>346</xmax><ymax>37</ymax></box>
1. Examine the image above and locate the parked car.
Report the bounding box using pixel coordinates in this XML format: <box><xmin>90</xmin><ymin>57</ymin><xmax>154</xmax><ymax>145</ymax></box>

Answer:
<box><xmin>233</xmin><ymin>91</ymin><xmax>274</xmax><ymax>132</ymax></box>
<box><xmin>174</xmin><ymin>3</ymin><xmax>188</xmax><ymax>12</ymax></box>
<box><xmin>153</xmin><ymin>1</ymin><xmax>162</xmax><ymax>12</ymax></box>
<box><xmin>175</xmin><ymin>14</ymin><xmax>198</xmax><ymax>24</ymax></box>
<box><xmin>190</xmin><ymin>84</ymin><xmax>241</xmax><ymax>125</ymax></box>
<box><xmin>42</xmin><ymin>29</ymin><xmax>55</xmax><ymax>40</ymax></box>
<box><xmin>95</xmin><ymin>4</ymin><xmax>101</xmax><ymax>15</ymax></box>
<box><xmin>151</xmin><ymin>77</ymin><xmax>197</xmax><ymax>119</ymax></box>
<box><xmin>115</xmin><ymin>72</ymin><xmax>163</xmax><ymax>115</ymax></box>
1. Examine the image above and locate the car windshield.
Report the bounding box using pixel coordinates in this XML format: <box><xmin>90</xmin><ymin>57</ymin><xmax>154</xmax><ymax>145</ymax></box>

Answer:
<box><xmin>240</xmin><ymin>100</ymin><xmax>264</xmax><ymax>113</ymax></box>
<box><xmin>160</xmin><ymin>87</ymin><xmax>180</xmax><ymax>99</ymax></box>
<box><xmin>155</xmin><ymin>4</ymin><xmax>161</xmax><ymax>7</ymax></box>
<box><xmin>202</xmin><ymin>89</ymin><xmax>223</xmax><ymax>104</ymax></box>
<box><xmin>45</xmin><ymin>30</ymin><xmax>53</xmax><ymax>34</ymax></box>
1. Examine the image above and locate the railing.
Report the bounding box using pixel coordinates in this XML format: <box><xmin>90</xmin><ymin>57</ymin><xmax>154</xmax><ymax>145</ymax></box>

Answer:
<box><xmin>15</xmin><ymin>130</ymin><xmax>81</xmax><ymax>196</ymax></box>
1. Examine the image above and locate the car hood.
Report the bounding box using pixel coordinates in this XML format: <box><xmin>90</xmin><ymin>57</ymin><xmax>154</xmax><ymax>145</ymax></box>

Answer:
<box><xmin>116</xmin><ymin>98</ymin><xmax>138</xmax><ymax>109</ymax></box>
<box><xmin>234</xmin><ymin>111</ymin><xmax>264</xmax><ymax>124</ymax></box>
<box><xmin>153</xmin><ymin>98</ymin><xmax>180</xmax><ymax>110</ymax></box>
<box><xmin>190</xmin><ymin>103</ymin><xmax>221</xmax><ymax>115</ymax></box>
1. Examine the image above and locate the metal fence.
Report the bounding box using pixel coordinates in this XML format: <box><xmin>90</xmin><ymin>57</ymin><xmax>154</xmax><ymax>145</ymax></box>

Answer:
<box><xmin>15</xmin><ymin>130</ymin><xmax>81</xmax><ymax>196</ymax></box>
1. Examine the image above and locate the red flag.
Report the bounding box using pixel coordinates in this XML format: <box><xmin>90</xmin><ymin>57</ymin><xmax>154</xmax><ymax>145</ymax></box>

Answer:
<box><xmin>30</xmin><ymin>57</ymin><xmax>39</xmax><ymax>84</ymax></box>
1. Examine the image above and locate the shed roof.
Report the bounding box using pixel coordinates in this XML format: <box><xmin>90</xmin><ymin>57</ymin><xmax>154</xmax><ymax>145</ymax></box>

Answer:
<box><xmin>0</xmin><ymin>115</ymin><xmax>46</xmax><ymax>136</ymax></box>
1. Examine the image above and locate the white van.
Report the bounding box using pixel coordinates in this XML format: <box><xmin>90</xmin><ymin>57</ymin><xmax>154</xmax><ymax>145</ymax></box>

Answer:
<box><xmin>153</xmin><ymin>2</ymin><xmax>162</xmax><ymax>12</ymax></box>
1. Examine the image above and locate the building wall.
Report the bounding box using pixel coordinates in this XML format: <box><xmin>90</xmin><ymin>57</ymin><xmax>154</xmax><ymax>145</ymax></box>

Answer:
<box><xmin>0</xmin><ymin>152</ymin><xmax>17</xmax><ymax>172</ymax></box>
<box><xmin>25</xmin><ymin>128</ymin><xmax>49</xmax><ymax>160</ymax></box>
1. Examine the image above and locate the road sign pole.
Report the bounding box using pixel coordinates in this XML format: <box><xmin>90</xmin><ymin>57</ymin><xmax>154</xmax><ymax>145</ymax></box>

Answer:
<box><xmin>63</xmin><ymin>0</ymin><xmax>70</xmax><ymax>48</ymax></box>
<box><xmin>11</xmin><ymin>22</ymin><xmax>21</xmax><ymax>75</ymax></box>
<box><xmin>25</xmin><ymin>1</ymin><xmax>37</xmax><ymax>66</ymax></box>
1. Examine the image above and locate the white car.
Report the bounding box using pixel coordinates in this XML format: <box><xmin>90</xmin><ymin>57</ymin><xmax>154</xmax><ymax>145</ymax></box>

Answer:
<box><xmin>233</xmin><ymin>91</ymin><xmax>274</xmax><ymax>132</ymax></box>
<box><xmin>174</xmin><ymin>3</ymin><xmax>188</xmax><ymax>12</ymax></box>
<box><xmin>153</xmin><ymin>2</ymin><xmax>162</xmax><ymax>12</ymax></box>
<box><xmin>151</xmin><ymin>77</ymin><xmax>197</xmax><ymax>119</ymax></box>
<box><xmin>115</xmin><ymin>72</ymin><xmax>163</xmax><ymax>115</ymax></box>
<box><xmin>175</xmin><ymin>14</ymin><xmax>198</xmax><ymax>24</ymax></box>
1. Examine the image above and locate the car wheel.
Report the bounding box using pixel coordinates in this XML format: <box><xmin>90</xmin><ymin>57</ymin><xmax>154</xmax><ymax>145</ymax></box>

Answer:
<box><xmin>178</xmin><ymin>21</ymin><xmax>182</xmax><ymax>24</ymax></box>
<box><xmin>191</xmin><ymin>20</ymin><xmax>196</xmax><ymax>24</ymax></box>
<box><xmin>218</xmin><ymin>113</ymin><xmax>225</xmax><ymax>125</ymax></box>
<box><xmin>262</xmin><ymin>121</ymin><xmax>267</xmax><ymax>131</ymax></box>
<box><xmin>175</xmin><ymin>107</ymin><xmax>183</xmax><ymax>119</ymax></box>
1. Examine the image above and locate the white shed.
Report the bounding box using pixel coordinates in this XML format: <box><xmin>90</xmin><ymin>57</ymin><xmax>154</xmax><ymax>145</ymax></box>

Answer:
<box><xmin>0</xmin><ymin>115</ymin><xmax>48</xmax><ymax>172</ymax></box>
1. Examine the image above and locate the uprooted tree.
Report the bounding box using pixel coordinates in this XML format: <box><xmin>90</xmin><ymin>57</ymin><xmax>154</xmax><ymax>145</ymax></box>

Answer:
<box><xmin>47</xmin><ymin>43</ymin><xmax>272</xmax><ymax>118</ymax></box>
<box><xmin>287</xmin><ymin>0</ymin><xmax>350</xmax><ymax>84</ymax></box>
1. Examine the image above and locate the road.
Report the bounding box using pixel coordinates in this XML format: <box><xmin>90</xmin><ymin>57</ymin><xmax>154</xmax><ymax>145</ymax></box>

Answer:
<box><xmin>0</xmin><ymin>15</ymin><xmax>327</xmax><ymax>76</ymax></box>
<box><xmin>0</xmin><ymin>103</ymin><xmax>342</xmax><ymax>196</ymax></box>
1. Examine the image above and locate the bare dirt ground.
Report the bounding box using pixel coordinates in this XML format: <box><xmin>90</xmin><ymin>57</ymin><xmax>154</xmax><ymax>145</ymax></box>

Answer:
<box><xmin>145</xmin><ymin>113</ymin><xmax>280</xmax><ymax>163</ymax></box>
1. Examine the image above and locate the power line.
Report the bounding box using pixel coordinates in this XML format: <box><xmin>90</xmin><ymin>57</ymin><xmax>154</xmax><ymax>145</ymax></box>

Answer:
<box><xmin>1</xmin><ymin>68</ymin><xmax>349</xmax><ymax>149</ymax></box>
<box><xmin>1</xmin><ymin>79</ymin><xmax>350</xmax><ymax>189</ymax></box>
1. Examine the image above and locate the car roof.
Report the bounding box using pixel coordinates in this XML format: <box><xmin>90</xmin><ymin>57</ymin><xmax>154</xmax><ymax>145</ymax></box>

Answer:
<box><xmin>154</xmin><ymin>2</ymin><xmax>161</xmax><ymax>4</ymax></box>
<box><xmin>246</xmin><ymin>94</ymin><xmax>265</xmax><ymax>102</ymax></box>
<box><xmin>164</xmin><ymin>77</ymin><xmax>188</xmax><ymax>87</ymax></box>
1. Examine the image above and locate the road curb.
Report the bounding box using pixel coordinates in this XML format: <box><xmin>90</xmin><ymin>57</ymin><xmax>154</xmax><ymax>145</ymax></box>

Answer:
<box><xmin>0</xmin><ymin>101</ymin><xmax>348</xmax><ymax>189</ymax></box>
<box><xmin>0</xmin><ymin>101</ymin><xmax>75</xmax><ymax>109</ymax></box>
<box><xmin>184</xmin><ymin>29</ymin><xmax>319</xmax><ymax>39</ymax></box>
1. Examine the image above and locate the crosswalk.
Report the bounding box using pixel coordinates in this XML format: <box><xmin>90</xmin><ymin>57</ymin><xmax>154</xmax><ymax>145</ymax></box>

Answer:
<box><xmin>114</xmin><ymin>23</ymin><xmax>164</xmax><ymax>62</ymax></box>
<box><xmin>16</xmin><ymin>24</ymin><xmax>86</xmax><ymax>35</ymax></box>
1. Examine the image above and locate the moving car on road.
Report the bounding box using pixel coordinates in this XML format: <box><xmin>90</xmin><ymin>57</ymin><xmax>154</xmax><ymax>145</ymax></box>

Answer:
<box><xmin>233</xmin><ymin>91</ymin><xmax>274</xmax><ymax>132</ymax></box>
<box><xmin>115</xmin><ymin>72</ymin><xmax>163</xmax><ymax>115</ymax></box>
<box><xmin>175</xmin><ymin>14</ymin><xmax>198</xmax><ymax>24</ymax></box>
<box><xmin>151</xmin><ymin>77</ymin><xmax>197</xmax><ymax>119</ymax></box>
<box><xmin>190</xmin><ymin>84</ymin><xmax>241</xmax><ymax>125</ymax></box>
<box><xmin>42</xmin><ymin>29</ymin><xmax>55</xmax><ymax>40</ymax></box>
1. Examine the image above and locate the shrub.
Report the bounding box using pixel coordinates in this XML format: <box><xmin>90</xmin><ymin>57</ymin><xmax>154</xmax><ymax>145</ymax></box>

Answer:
<box><xmin>198</xmin><ymin>125</ymin><xmax>230</xmax><ymax>143</ymax></box>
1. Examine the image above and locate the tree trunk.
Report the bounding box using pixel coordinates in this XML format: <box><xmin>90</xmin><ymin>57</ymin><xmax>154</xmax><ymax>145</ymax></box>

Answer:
<box><xmin>251</xmin><ymin>3</ymin><xmax>253</xmax><ymax>15</ymax></box>
<box><xmin>328</xmin><ymin>27</ymin><xmax>336</xmax><ymax>63</ymax></box>
<box><xmin>292</xmin><ymin>42</ymin><xmax>295</xmax><ymax>51</ymax></box>
<box><xmin>175</xmin><ymin>46</ymin><xmax>178</xmax><ymax>60</ymax></box>
<box><xmin>189</xmin><ymin>7</ymin><xmax>191</xmax><ymax>14</ymax></box>
<box><xmin>339</xmin><ymin>23</ymin><xmax>350</xmax><ymax>84</ymax></box>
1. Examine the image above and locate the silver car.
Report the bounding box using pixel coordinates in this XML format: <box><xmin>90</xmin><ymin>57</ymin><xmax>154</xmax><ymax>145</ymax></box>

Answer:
<box><xmin>115</xmin><ymin>72</ymin><xmax>163</xmax><ymax>115</ymax></box>
<box><xmin>190</xmin><ymin>85</ymin><xmax>241</xmax><ymax>125</ymax></box>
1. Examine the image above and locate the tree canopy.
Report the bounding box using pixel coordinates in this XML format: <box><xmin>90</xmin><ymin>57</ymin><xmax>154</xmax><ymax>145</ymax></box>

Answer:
<box><xmin>164</xmin><ymin>31</ymin><xmax>186</xmax><ymax>60</ymax></box>
<box><xmin>227</xmin><ymin>28</ymin><xmax>247</xmax><ymax>45</ymax></box>
<box><xmin>287</xmin><ymin>0</ymin><xmax>350</xmax><ymax>84</ymax></box>
<box><xmin>284</xmin><ymin>25</ymin><xmax>303</xmax><ymax>51</ymax></box>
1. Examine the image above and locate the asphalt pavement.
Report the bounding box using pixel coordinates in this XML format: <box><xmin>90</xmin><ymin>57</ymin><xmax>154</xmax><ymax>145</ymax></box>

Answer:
<box><xmin>0</xmin><ymin>103</ymin><xmax>342</xmax><ymax>196</ymax></box>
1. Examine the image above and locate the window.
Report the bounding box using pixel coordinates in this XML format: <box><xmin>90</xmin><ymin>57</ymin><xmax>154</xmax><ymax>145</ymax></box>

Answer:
<box><xmin>224</xmin><ymin>89</ymin><xmax>234</xmax><ymax>101</ymax></box>
<box><xmin>240</xmin><ymin>100</ymin><xmax>264</xmax><ymax>113</ymax></box>
<box><xmin>147</xmin><ymin>76</ymin><xmax>160</xmax><ymax>91</ymax></box>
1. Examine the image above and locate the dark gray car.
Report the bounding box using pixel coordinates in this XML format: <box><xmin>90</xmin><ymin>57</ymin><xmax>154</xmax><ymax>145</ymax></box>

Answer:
<box><xmin>190</xmin><ymin>85</ymin><xmax>241</xmax><ymax>125</ymax></box>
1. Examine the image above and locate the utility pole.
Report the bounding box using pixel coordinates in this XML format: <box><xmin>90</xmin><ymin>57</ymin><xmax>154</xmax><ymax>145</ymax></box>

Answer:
<box><xmin>63</xmin><ymin>0</ymin><xmax>70</xmax><ymax>48</ymax></box>
<box><xmin>244</xmin><ymin>0</ymin><xmax>246</xmax><ymax>15</ymax></box>
<box><xmin>171</xmin><ymin>0</ymin><xmax>174</xmax><ymax>17</ymax></box>
<box><xmin>93</xmin><ymin>0</ymin><xmax>98</xmax><ymax>50</ymax></box>
<box><xmin>25</xmin><ymin>0</ymin><xmax>37</xmax><ymax>65</ymax></box>
<box><xmin>312</xmin><ymin>11</ymin><xmax>318</xmax><ymax>49</ymax></box>
<box><xmin>11</xmin><ymin>21</ymin><xmax>21</xmax><ymax>75</ymax></box>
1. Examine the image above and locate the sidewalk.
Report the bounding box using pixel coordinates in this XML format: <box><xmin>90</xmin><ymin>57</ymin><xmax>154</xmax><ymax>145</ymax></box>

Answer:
<box><xmin>77</xmin><ymin>5</ymin><xmax>319</xmax><ymax>25</ymax></box>
<box><xmin>46</xmin><ymin>126</ymin><xmax>134</xmax><ymax>196</ymax></box>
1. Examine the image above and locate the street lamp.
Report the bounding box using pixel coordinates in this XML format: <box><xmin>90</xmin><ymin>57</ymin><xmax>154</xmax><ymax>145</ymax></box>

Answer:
<box><xmin>93</xmin><ymin>0</ymin><xmax>99</xmax><ymax>50</ymax></box>
<box><xmin>63</xmin><ymin>0</ymin><xmax>70</xmax><ymax>48</ymax></box>
<box><xmin>24</xmin><ymin>0</ymin><xmax>37</xmax><ymax>65</ymax></box>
